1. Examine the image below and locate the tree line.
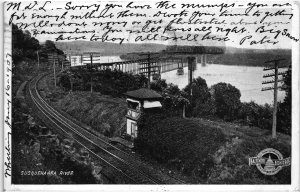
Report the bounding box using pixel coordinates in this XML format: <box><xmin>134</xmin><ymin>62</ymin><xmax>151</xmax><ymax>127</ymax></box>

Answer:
<box><xmin>59</xmin><ymin>69</ymin><xmax>148</xmax><ymax>97</ymax></box>
<box><xmin>12</xmin><ymin>24</ymin><xmax>64</xmax><ymax>78</ymax></box>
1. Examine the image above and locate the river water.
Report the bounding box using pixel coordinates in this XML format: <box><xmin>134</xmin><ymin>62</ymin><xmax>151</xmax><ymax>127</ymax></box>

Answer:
<box><xmin>161</xmin><ymin>64</ymin><xmax>286</xmax><ymax>105</ymax></box>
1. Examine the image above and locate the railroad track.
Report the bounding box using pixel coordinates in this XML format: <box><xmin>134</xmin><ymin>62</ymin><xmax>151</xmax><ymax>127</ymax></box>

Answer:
<box><xmin>28</xmin><ymin>73</ymin><xmax>184</xmax><ymax>184</ymax></box>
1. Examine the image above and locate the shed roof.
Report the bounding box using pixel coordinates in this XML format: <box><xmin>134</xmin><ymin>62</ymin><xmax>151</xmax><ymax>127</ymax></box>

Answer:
<box><xmin>124</xmin><ymin>88</ymin><xmax>162</xmax><ymax>99</ymax></box>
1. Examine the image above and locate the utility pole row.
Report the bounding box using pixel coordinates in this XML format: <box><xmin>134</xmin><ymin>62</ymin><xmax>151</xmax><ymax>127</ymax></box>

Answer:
<box><xmin>48</xmin><ymin>53</ymin><xmax>59</xmax><ymax>88</ymax></box>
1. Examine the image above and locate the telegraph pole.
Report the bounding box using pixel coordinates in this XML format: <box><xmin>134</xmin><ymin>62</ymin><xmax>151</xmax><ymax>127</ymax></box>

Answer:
<box><xmin>69</xmin><ymin>49</ymin><xmax>72</xmax><ymax>64</ymax></box>
<box><xmin>147</xmin><ymin>53</ymin><xmax>151</xmax><ymax>88</ymax></box>
<box><xmin>53</xmin><ymin>59</ymin><xmax>57</xmax><ymax>88</ymax></box>
<box><xmin>272</xmin><ymin>60</ymin><xmax>278</xmax><ymax>139</ymax></box>
<box><xmin>70</xmin><ymin>74</ymin><xmax>74</xmax><ymax>92</ymax></box>
<box><xmin>83</xmin><ymin>51</ymin><xmax>100</xmax><ymax>93</ymax></box>
<box><xmin>90</xmin><ymin>76</ymin><xmax>93</xmax><ymax>93</ymax></box>
<box><xmin>187</xmin><ymin>56</ymin><xmax>195</xmax><ymax>85</ymax></box>
<box><xmin>48</xmin><ymin>53</ymin><xmax>58</xmax><ymax>88</ymax></box>
<box><xmin>90</xmin><ymin>53</ymin><xmax>93</xmax><ymax>93</ymax></box>
<box><xmin>90</xmin><ymin>53</ymin><xmax>93</xmax><ymax>65</ymax></box>
<box><xmin>36</xmin><ymin>50</ymin><xmax>40</xmax><ymax>71</ymax></box>
<box><xmin>262</xmin><ymin>58</ymin><xmax>286</xmax><ymax>139</ymax></box>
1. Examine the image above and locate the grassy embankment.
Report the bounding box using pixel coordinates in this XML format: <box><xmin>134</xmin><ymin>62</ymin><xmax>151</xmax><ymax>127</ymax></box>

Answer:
<box><xmin>39</xmin><ymin>74</ymin><xmax>127</xmax><ymax>137</ymax></box>
<box><xmin>203</xmin><ymin>117</ymin><xmax>291</xmax><ymax>184</ymax></box>
<box><xmin>137</xmin><ymin>116</ymin><xmax>291</xmax><ymax>184</ymax></box>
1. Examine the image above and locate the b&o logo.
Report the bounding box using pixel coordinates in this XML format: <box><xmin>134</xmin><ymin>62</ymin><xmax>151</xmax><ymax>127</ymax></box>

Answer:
<box><xmin>249</xmin><ymin>148</ymin><xmax>291</xmax><ymax>175</ymax></box>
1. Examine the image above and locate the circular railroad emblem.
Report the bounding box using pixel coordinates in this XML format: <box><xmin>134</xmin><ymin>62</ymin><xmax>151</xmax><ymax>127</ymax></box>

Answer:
<box><xmin>249</xmin><ymin>148</ymin><xmax>291</xmax><ymax>175</ymax></box>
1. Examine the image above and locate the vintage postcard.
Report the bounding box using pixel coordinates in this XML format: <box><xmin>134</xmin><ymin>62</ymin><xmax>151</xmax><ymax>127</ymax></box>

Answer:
<box><xmin>2</xmin><ymin>0</ymin><xmax>299</xmax><ymax>191</ymax></box>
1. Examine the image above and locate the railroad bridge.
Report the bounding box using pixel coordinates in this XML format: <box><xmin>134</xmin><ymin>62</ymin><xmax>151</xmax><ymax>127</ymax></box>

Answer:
<box><xmin>65</xmin><ymin>45</ymin><xmax>224</xmax><ymax>86</ymax></box>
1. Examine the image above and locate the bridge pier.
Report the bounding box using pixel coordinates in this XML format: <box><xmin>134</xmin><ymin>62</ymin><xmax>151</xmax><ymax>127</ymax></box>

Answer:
<box><xmin>176</xmin><ymin>58</ymin><xmax>184</xmax><ymax>75</ymax></box>
<box><xmin>201</xmin><ymin>54</ymin><xmax>207</xmax><ymax>66</ymax></box>
<box><xmin>188</xmin><ymin>57</ymin><xmax>196</xmax><ymax>85</ymax></box>
<box><xmin>132</xmin><ymin>63</ymin><xmax>134</xmax><ymax>73</ymax></box>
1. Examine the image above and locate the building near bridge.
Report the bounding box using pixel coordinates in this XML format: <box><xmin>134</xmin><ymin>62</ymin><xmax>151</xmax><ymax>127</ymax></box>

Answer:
<box><xmin>124</xmin><ymin>88</ymin><xmax>162</xmax><ymax>139</ymax></box>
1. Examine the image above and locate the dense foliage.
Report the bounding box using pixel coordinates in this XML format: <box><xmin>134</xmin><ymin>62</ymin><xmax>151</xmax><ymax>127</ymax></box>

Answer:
<box><xmin>39</xmin><ymin>40</ymin><xmax>65</xmax><ymax>59</ymax></box>
<box><xmin>135</xmin><ymin>114</ymin><xmax>226</xmax><ymax>181</ymax></box>
<box><xmin>277</xmin><ymin>66</ymin><xmax>292</xmax><ymax>134</ymax></box>
<box><xmin>12</xmin><ymin>24</ymin><xmax>65</xmax><ymax>78</ymax></box>
<box><xmin>150</xmin><ymin>79</ymin><xmax>189</xmax><ymax>116</ymax></box>
<box><xmin>210</xmin><ymin>83</ymin><xmax>242</xmax><ymax>121</ymax></box>
<box><xmin>59</xmin><ymin>69</ymin><xmax>148</xmax><ymax>97</ymax></box>
<box><xmin>12</xmin><ymin>24</ymin><xmax>40</xmax><ymax>64</ymax></box>
<box><xmin>183</xmin><ymin>77</ymin><xmax>214</xmax><ymax>117</ymax></box>
<box><xmin>185</xmin><ymin>75</ymin><xmax>291</xmax><ymax>135</ymax></box>
<box><xmin>237</xmin><ymin>101</ymin><xmax>273</xmax><ymax>129</ymax></box>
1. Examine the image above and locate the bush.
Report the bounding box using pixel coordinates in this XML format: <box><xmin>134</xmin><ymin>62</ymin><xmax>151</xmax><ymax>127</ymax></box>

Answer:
<box><xmin>150</xmin><ymin>79</ymin><xmax>167</xmax><ymax>92</ymax></box>
<box><xmin>183</xmin><ymin>77</ymin><xmax>210</xmax><ymax>102</ymax></box>
<box><xmin>210</xmin><ymin>83</ymin><xmax>241</xmax><ymax>121</ymax></box>
<box><xmin>237</xmin><ymin>102</ymin><xmax>273</xmax><ymax>129</ymax></box>
<box><xmin>193</xmin><ymin>97</ymin><xmax>216</xmax><ymax>117</ymax></box>
<box><xmin>135</xmin><ymin>113</ymin><xmax>226</xmax><ymax>180</ymax></box>
<box><xmin>59</xmin><ymin>74</ymin><xmax>71</xmax><ymax>90</ymax></box>
<box><xmin>277</xmin><ymin>103</ymin><xmax>291</xmax><ymax>135</ymax></box>
<box><xmin>183</xmin><ymin>77</ymin><xmax>211</xmax><ymax>116</ymax></box>
<box><xmin>277</xmin><ymin>66</ymin><xmax>291</xmax><ymax>135</ymax></box>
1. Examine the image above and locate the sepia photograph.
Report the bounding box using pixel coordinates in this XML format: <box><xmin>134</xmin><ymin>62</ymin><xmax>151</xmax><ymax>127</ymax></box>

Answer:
<box><xmin>2</xmin><ymin>0</ymin><xmax>299</xmax><ymax>191</ymax></box>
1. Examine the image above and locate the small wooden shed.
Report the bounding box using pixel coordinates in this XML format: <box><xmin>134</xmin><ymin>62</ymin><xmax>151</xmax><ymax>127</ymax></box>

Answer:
<box><xmin>124</xmin><ymin>88</ymin><xmax>162</xmax><ymax>139</ymax></box>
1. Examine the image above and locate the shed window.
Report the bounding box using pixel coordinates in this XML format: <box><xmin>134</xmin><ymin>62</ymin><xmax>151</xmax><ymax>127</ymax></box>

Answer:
<box><xmin>128</xmin><ymin>101</ymin><xmax>139</xmax><ymax>110</ymax></box>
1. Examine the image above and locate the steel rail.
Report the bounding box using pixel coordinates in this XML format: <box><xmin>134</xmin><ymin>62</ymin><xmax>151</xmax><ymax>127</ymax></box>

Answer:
<box><xmin>29</xmin><ymin>76</ymin><xmax>138</xmax><ymax>183</ymax></box>
<box><xmin>32</xmin><ymin>78</ymin><xmax>163</xmax><ymax>184</ymax></box>
<box><xmin>28</xmin><ymin>74</ymin><xmax>166</xmax><ymax>184</ymax></box>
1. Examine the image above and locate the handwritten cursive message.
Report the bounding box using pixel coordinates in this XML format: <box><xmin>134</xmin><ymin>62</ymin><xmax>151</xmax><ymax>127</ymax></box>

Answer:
<box><xmin>4</xmin><ymin>52</ymin><xmax>12</xmax><ymax>179</ymax></box>
<box><xmin>5</xmin><ymin>132</ymin><xmax>12</xmax><ymax>178</ymax></box>
<box><xmin>4</xmin><ymin>1</ymin><xmax>298</xmax><ymax>49</ymax></box>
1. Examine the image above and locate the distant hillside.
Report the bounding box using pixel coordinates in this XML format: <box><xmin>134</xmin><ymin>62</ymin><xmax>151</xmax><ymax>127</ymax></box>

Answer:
<box><xmin>223</xmin><ymin>47</ymin><xmax>291</xmax><ymax>54</ymax></box>
<box><xmin>55</xmin><ymin>41</ymin><xmax>167</xmax><ymax>56</ymax></box>
<box><xmin>208</xmin><ymin>49</ymin><xmax>291</xmax><ymax>67</ymax></box>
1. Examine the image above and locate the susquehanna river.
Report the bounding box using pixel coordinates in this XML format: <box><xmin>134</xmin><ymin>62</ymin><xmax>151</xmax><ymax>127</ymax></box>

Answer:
<box><xmin>161</xmin><ymin>64</ymin><xmax>286</xmax><ymax>105</ymax></box>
